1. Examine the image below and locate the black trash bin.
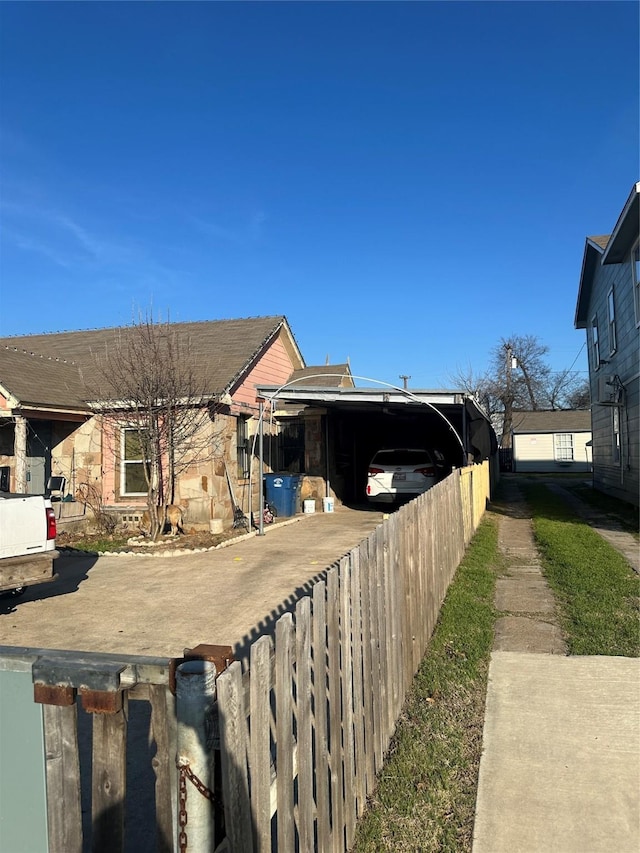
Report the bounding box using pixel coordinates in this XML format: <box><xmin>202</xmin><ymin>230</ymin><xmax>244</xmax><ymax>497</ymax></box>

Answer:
<box><xmin>264</xmin><ymin>474</ymin><xmax>302</xmax><ymax>517</ymax></box>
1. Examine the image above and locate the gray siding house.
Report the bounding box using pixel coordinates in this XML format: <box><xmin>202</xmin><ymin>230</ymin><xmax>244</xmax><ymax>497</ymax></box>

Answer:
<box><xmin>512</xmin><ymin>410</ymin><xmax>592</xmax><ymax>474</ymax></box>
<box><xmin>575</xmin><ymin>182</ymin><xmax>639</xmax><ymax>507</ymax></box>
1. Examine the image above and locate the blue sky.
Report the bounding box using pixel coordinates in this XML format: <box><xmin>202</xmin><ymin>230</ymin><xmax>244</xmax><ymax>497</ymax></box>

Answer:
<box><xmin>1</xmin><ymin>1</ymin><xmax>638</xmax><ymax>389</ymax></box>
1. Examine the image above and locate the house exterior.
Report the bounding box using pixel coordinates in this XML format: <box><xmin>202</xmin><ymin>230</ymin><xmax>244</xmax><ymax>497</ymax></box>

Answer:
<box><xmin>0</xmin><ymin>316</ymin><xmax>307</xmax><ymax>527</ymax></box>
<box><xmin>511</xmin><ymin>410</ymin><xmax>592</xmax><ymax>474</ymax></box>
<box><xmin>575</xmin><ymin>182</ymin><xmax>640</xmax><ymax>507</ymax></box>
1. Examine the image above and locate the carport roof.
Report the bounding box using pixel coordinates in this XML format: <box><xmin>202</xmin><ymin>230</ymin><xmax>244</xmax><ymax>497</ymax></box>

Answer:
<box><xmin>256</xmin><ymin>384</ymin><xmax>497</xmax><ymax>462</ymax></box>
<box><xmin>257</xmin><ymin>384</ymin><xmax>482</xmax><ymax>415</ymax></box>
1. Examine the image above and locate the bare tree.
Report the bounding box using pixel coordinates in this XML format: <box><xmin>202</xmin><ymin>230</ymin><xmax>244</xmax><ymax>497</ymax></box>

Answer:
<box><xmin>450</xmin><ymin>335</ymin><xmax>588</xmax><ymax>448</ymax></box>
<box><xmin>88</xmin><ymin>316</ymin><xmax>221</xmax><ymax>540</ymax></box>
<box><xmin>546</xmin><ymin>370</ymin><xmax>590</xmax><ymax>410</ymax></box>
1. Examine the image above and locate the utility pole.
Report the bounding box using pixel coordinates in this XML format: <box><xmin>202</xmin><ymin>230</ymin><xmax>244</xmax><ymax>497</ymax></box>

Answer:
<box><xmin>502</xmin><ymin>342</ymin><xmax>514</xmax><ymax>450</ymax></box>
<box><xmin>399</xmin><ymin>375</ymin><xmax>411</xmax><ymax>389</ymax></box>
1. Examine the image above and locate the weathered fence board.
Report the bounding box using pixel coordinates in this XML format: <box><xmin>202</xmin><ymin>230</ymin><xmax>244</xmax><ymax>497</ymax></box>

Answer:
<box><xmin>312</xmin><ymin>580</ymin><xmax>331</xmax><ymax>852</ymax></box>
<box><xmin>148</xmin><ymin>684</ymin><xmax>175</xmax><ymax>853</ymax></box>
<box><xmin>275</xmin><ymin>614</ymin><xmax>295</xmax><ymax>853</ymax></box>
<box><xmin>326</xmin><ymin>567</ymin><xmax>344</xmax><ymax>853</ymax></box>
<box><xmin>43</xmin><ymin>703</ymin><xmax>83</xmax><ymax>853</ymax></box>
<box><xmin>218</xmin><ymin>660</ymin><xmax>253</xmax><ymax>853</ymax></box>
<box><xmin>248</xmin><ymin>635</ymin><xmax>272</xmax><ymax>851</ymax></box>
<box><xmin>295</xmin><ymin>596</ymin><xmax>314</xmax><ymax>852</ymax></box>
<box><xmin>349</xmin><ymin>546</ymin><xmax>367</xmax><ymax>819</ymax></box>
<box><xmin>339</xmin><ymin>555</ymin><xmax>356</xmax><ymax>849</ymax></box>
<box><xmin>91</xmin><ymin>699</ymin><xmax>128</xmax><ymax>853</ymax></box>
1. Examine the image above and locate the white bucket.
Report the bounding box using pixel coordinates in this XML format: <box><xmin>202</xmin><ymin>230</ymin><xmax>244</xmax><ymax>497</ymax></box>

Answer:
<box><xmin>209</xmin><ymin>518</ymin><xmax>223</xmax><ymax>534</ymax></box>
<box><xmin>303</xmin><ymin>499</ymin><xmax>316</xmax><ymax>514</ymax></box>
<box><xmin>322</xmin><ymin>497</ymin><xmax>335</xmax><ymax>513</ymax></box>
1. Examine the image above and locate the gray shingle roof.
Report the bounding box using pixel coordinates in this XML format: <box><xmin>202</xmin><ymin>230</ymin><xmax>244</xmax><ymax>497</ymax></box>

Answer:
<box><xmin>511</xmin><ymin>410</ymin><xmax>591</xmax><ymax>434</ymax></box>
<box><xmin>0</xmin><ymin>316</ymin><xmax>297</xmax><ymax>410</ymax></box>
<box><xmin>288</xmin><ymin>364</ymin><xmax>354</xmax><ymax>388</ymax></box>
<box><xmin>0</xmin><ymin>346</ymin><xmax>88</xmax><ymax>410</ymax></box>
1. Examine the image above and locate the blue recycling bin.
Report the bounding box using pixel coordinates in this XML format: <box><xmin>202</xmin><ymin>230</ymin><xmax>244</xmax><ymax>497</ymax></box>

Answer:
<box><xmin>264</xmin><ymin>473</ymin><xmax>302</xmax><ymax>517</ymax></box>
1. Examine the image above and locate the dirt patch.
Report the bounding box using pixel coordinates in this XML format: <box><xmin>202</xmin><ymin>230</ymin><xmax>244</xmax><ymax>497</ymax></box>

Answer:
<box><xmin>56</xmin><ymin>518</ymin><xmax>290</xmax><ymax>554</ymax></box>
<box><xmin>55</xmin><ymin>520</ymin><xmax>289</xmax><ymax>554</ymax></box>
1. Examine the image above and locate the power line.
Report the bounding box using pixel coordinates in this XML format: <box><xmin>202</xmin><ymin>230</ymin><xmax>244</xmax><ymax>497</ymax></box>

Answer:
<box><xmin>566</xmin><ymin>342</ymin><xmax>586</xmax><ymax>374</ymax></box>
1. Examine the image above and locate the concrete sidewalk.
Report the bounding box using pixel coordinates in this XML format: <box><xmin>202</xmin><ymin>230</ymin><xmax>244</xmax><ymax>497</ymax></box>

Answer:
<box><xmin>473</xmin><ymin>478</ymin><xmax>640</xmax><ymax>853</ymax></box>
<box><xmin>473</xmin><ymin>652</ymin><xmax>640</xmax><ymax>853</ymax></box>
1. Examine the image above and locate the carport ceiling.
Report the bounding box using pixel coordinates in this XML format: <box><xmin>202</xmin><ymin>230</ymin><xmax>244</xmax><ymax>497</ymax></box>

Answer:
<box><xmin>256</xmin><ymin>385</ymin><xmax>485</xmax><ymax>420</ymax></box>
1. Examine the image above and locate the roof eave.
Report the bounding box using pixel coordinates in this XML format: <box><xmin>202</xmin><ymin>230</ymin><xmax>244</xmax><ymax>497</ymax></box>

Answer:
<box><xmin>575</xmin><ymin>239</ymin><xmax>605</xmax><ymax>329</ymax></box>
<box><xmin>601</xmin><ymin>182</ymin><xmax>640</xmax><ymax>265</ymax></box>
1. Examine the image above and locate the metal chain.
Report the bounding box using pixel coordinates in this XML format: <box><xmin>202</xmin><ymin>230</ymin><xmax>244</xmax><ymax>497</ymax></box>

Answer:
<box><xmin>183</xmin><ymin>762</ymin><xmax>218</xmax><ymax>802</ymax></box>
<box><xmin>177</xmin><ymin>760</ymin><xmax>222</xmax><ymax>852</ymax></box>
<box><xmin>178</xmin><ymin>765</ymin><xmax>188</xmax><ymax>853</ymax></box>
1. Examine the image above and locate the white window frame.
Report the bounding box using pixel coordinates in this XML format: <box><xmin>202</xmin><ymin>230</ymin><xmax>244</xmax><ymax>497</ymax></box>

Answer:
<box><xmin>554</xmin><ymin>433</ymin><xmax>574</xmax><ymax>462</ymax></box>
<box><xmin>590</xmin><ymin>315</ymin><xmax>600</xmax><ymax>370</ymax></box>
<box><xmin>120</xmin><ymin>427</ymin><xmax>149</xmax><ymax>496</ymax></box>
<box><xmin>612</xmin><ymin>407</ymin><xmax>621</xmax><ymax>466</ymax></box>
<box><xmin>633</xmin><ymin>240</ymin><xmax>640</xmax><ymax>328</ymax></box>
<box><xmin>607</xmin><ymin>286</ymin><xmax>617</xmax><ymax>355</ymax></box>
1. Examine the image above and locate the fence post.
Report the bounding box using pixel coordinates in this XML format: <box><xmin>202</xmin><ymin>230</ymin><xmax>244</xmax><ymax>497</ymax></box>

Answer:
<box><xmin>175</xmin><ymin>660</ymin><xmax>217</xmax><ymax>851</ymax></box>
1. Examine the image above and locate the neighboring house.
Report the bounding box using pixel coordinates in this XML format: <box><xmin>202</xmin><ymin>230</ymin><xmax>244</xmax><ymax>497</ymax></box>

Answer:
<box><xmin>575</xmin><ymin>182</ymin><xmax>640</xmax><ymax>507</ymax></box>
<box><xmin>0</xmin><ymin>316</ymin><xmax>306</xmax><ymax>526</ymax></box>
<box><xmin>511</xmin><ymin>410</ymin><xmax>592</xmax><ymax>473</ymax></box>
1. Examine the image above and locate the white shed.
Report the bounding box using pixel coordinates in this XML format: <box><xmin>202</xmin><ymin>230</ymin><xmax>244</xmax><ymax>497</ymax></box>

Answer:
<box><xmin>512</xmin><ymin>410</ymin><xmax>592</xmax><ymax>473</ymax></box>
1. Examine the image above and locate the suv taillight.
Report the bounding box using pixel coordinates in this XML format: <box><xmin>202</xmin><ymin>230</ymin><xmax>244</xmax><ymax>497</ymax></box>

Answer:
<box><xmin>46</xmin><ymin>507</ymin><xmax>57</xmax><ymax>540</ymax></box>
<box><xmin>368</xmin><ymin>467</ymin><xmax>384</xmax><ymax>475</ymax></box>
<box><xmin>415</xmin><ymin>466</ymin><xmax>435</xmax><ymax>477</ymax></box>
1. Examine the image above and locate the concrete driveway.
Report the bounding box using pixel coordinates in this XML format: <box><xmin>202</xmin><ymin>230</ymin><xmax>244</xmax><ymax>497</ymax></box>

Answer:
<box><xmin>0</xmin><ymin>505</ymin><xmax>384</xmax><ymax>661</ymax></box>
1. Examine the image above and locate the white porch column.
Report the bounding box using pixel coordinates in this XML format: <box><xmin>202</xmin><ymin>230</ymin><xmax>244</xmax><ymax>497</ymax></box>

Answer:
<box><xmin>14</xmin><ymin>415</ymin><xmax>28</xmax><ymax>493</ymax></box>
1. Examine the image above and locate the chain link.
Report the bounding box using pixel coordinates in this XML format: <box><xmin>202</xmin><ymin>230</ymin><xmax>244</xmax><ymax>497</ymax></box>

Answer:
<box><xmin>178</xmin><ymin>765</ymin><xmax>188</xmax><ymax>853</ymax></box>
<box><xmin>176</xmin><ymin>759</ymin><xmax>222</xmax><ymax>852</ymax></box>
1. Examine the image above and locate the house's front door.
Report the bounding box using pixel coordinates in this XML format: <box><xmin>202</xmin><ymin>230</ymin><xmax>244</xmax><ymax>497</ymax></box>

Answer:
<box><xmin>26</xmin><ymin>421</ymin><xmax>51</xmax><ymax>495</ymax></box>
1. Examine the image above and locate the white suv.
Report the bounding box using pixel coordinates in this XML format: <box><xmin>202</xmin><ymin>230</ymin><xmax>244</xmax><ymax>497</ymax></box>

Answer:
<box><xmin>366</xmin><ymin>448</ymin><xmax>440</xmax><ymax>504</ymax></box>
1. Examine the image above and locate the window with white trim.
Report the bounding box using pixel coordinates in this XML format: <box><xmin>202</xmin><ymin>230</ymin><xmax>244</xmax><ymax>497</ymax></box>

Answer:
<box><xmin>633</xmin><ymin>241</ymin><xmax>640</xmax><ymax>326</ymax></box>
<box><xmin>612</xmin><ymin>407</ymin><xmax>621</xmax><ymax>466</ymax></box>
<box><xmin>607</xmin><ymin>286</ymin><xmax>617</xmax><ymax>354</ymax></box>
<box><xmin>554</xmin><ymin>433</ymin><xmax>574</xmax><ymax>462</ymax></box>
<box><xmin>120</xmin><ymin>428</ymin><xmax>149</xmax><ymax>495</ymax></box>
<box><xmin>590</xmin><ymin>315</ymin><xmax>600</xmax><ymax>370</ymax></box>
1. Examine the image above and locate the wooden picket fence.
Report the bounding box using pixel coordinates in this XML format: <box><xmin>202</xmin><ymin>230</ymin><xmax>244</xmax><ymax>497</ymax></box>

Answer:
<box><xmin>215</xmin><ymin>462</ymin><xmax>490</xmax><ymax>852</ymax></box>
<box><xmin>0</xmin><ymin>462</ymin><xmax>490</xmax><ymax>852</ymax></box>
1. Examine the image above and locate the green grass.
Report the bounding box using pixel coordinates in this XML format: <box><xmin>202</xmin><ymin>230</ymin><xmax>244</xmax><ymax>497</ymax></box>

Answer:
<box><xmin>352</xmin><ymin>517</ymin><xmax>501</xmax><ymax>853</ymax></box>
<box><xmin>560</xmin><ymin>480</ymin><xmax>639</xmax><ymax>540</ymax></box>
<box><xmin>521</xmin><ymin>482</ymin><xmax>640</xmax><ymax>657</ymax></box>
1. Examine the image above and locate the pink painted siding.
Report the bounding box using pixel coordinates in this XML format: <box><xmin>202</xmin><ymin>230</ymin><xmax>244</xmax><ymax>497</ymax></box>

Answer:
<box><xmin>232</xmin><ymin>335</ymin><xmax>300</xmax><ymax>410</ymax></box>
